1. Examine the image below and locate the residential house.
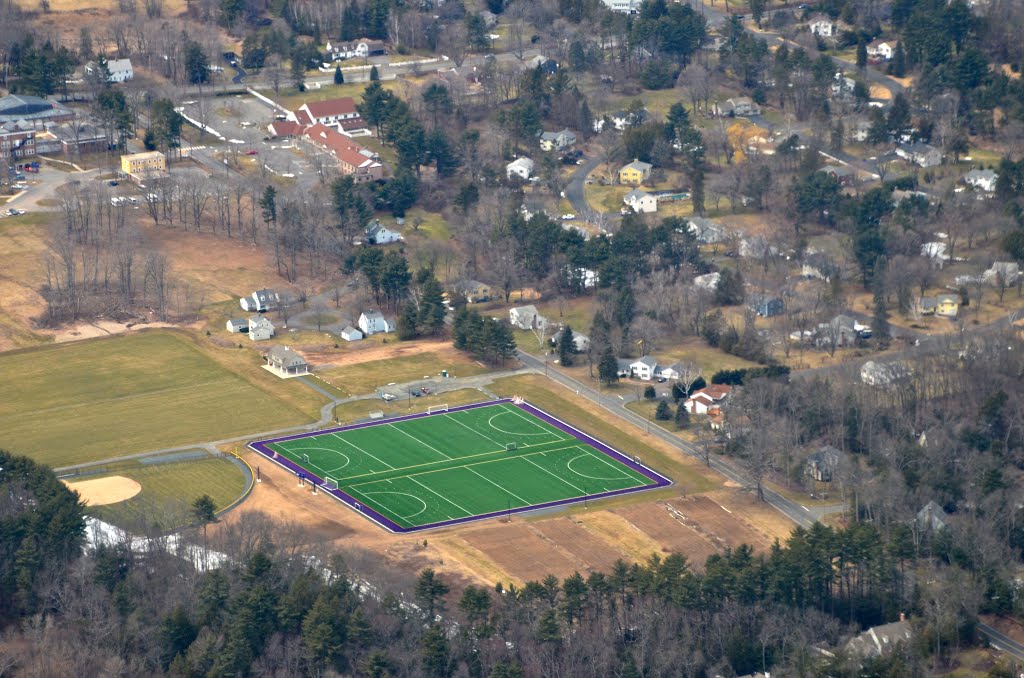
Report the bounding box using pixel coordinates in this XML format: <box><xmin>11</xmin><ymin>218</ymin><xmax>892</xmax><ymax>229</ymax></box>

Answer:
<box><xmin>917</xmin><ymin>296</ymin><xmax>938</xmax><ymax>315</ymax></box>
<box><xmin>687</xmin><ymin>217</ymin><xmax>728</xmax><ymax>244</ymax></box>
<box><xmin>459</xmin><ymin>280</ymin><xmax>492</xmax><ymax>303</ymax></box>
<box><xmin>594</xmin><ymin>108</ymin><xmax>647</xmax><ymax>132</ymax></box>
<box><xmin>226</xmin><ymin>318</ymin><xmax>248</xmax><ymax>334</ymax></box>
<box><xmin>600</xmin><ymin>0</ymin><xmax>642</xmax><ymax>12</ymax></box>
<box><xmin>684</xmin><ymin>384</ymin><xmax>733</xmax><ymax>414</ymax></box>
<box><xmin>694</xmin><ymin>272</ymin><xmax>721</xmax><ymax>290</ymax></box>
<box><xmin>656</xmin><ymin>362</ymin><xmax>687</xmax><ymax>381</ymax></box>
<box><xmin>625</xmin><ymin>356</ymin><xmax>659</xmax><ymax>381</ymax></box>
<box><xmin>720</xmin><ymin>97</ymin><xmax>761</xmax><ymax>116</ymax></box>
<box><xmin>550</xmin><ymin>328</ymin><xmax>590</xmax><ymax>353</ymax></box>
<box><xmin>326</xmin><ymin>39</ymin><xmax>386</xmax><ymax>60</ymax></box>
<box><xmin>509</xmin><ymin>305</ymin><xmax>547</xmax><ymax>330</ymax></box>
<box><xmin>506</xmin><ymin>157</ymin><xmax>534</xmax><ymax>181</ymax></box>
<box><xmin>964</xmin><ymin>168</ymin><xmax>998</xmax><ymax>192</ymax></box>
<box><xmin>821</xmin><ymin>163</ymin><xmax>856</xmax><ymax>185</ymax></box>
<box><xmin>527</xmin><ymin>55</ymin><xmax>559</xmax><ymax>74</ymax></box>
<box><xmin>845</xmin><ymin>620</ymin><xmax>913</xmax><ymax>660</ymax></box>
<box><xmin>935</xmin><ymin>293</ymin><xmax>959</xmax><ymax>317</ymax></box>
<box><xmin>539</xmin><ymin>129</ymin><xmax>576</xmax><ymax>152</ymax></box>
<box><xmin>801</xmin><ymin>253</ymin><xmax>838</xmax><ymax>282</ymax></box>
<box><xmin>866</xmin><ymin>39</ymin><xmax>894</xmax><ymax>61</ymax></box>
<box><xmin>302</xmin><ymin>124</ymin><xmax>384</xmax><ymax>183</ymax></box>
<box><xmin>984</xmin><ymin>261</ymin><xmax>1020</xmax><ymax>286</ymax></box>
<box><xmin>815</xmin><ymin>314</ymin><xmax>861</xmax><ymax>348</ymax></box>
<box><xmin>0</xmin><ymin>94</ymin><xmax>74</xmax><ymax>128</ymax></box>
<box><xmin>896</xmin><ymin>142</ymin><xmax>942</xmax><ymax>168</ymax></box>
<box><xmin>365</xmin><ymin>219</ymin><xmax>402</xmax><ymax>245</ymax></box>
<box><xmin>0</xmin><ymin>122</ymin><xmax>35</xmax><ymax>159</ymax></box>
<box><xmin>739</xmin><ymin>236</ymin><xmax>778</xmax><ymax>259</ymax></box>
<box><xmin>291</xmin><ymin>97</ymin><xmax>362</xmax><ymax>128</ymax></box>
<box><xmin>750</xmin><ymin>294</ymin><xmax>784</xmax><ymax>318</ymax></box>
<box><xmin>851</xmin><ymin>118</ymin><xmax>873</xmax><ymax>142</ymax></box>
<box><xmin>265</xmin><ymin>345</ymin><xmax>308</xmax><ymax>376</ymax></box>
<box><xmin>85</xmin><ymin>58</ymin><xmax>134</xmax><ymax>83</ymax></box>
<box><xmin>892</xmin><ymin>188</ymin><xmax>931</xmax><ymax>206</ymax></box>
<box><xmin>248</xmin><ymin>315</ymin><xmax>276</xmax><ymax>341</ymax></box>
<box><xmin>358</xmin><ymin>310</ymin><xmax>394</xmax><ymax>335</ymax></box>
<box><xmin>860</xmin><ymin>360</ymin><xmax>913</xmax><ymax>387</ymax></box>
<box><xmin>920</xmin><ymin>241</ymin><xmax>949</xmax><ymax>266</ymax></box>
<box><xmin>623</xmin><ymin>188</ymin><xmax>658</xmax><ymax>213</ymax></box>
<box><xmin>240</xmin><ymin>289</ymin><xmax>280</xmax><ymax>313</ymax></box>
<box><xmin>618</xmin><ymin>159</ymin><xmax>653</xmax><ymax>185</ymax></box>
<box><xmin>808</xmin><ymin>16</ymin><xmax>836</xmax><ymax>37</ymax></box>
<box><xmin>120</xmin><ymin>151</ymin><xmax>166</xmax><ymax>182</ymax></box>
<box><xmin>340</xmin><ymin>326</ymin><xmax>364</xmax><ymax>342</ymax></box>
<box><xmin>806</xmin><ymin>445</ymin><xmax>842</xmax><ymax>482</ymax></box>
<box><xmin>916</xmin><ymin>500</ymin><xmax>949</xmax><ymax>531</ymax></box>
<box><xmin>831</xmin><ymin>74</ymin><xmax>856</xmax><ymax>99</ymax></box>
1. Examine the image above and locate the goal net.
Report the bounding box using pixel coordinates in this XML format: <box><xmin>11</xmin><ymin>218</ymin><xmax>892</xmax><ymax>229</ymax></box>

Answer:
<box><xmin>512</xmin><ymin>396</ymin><xmax>525</xmax><ymax>405</ymax></box>
<box><xmin>506</xmin><ymin>442</ymin><xmax>518</xmax><ymax>451</ymax></box>
<box><xmin>427</xmin><ymin>404</ymin><xmax>449</xmax><ymax>414</ymax></box>
<box><xmin>324</xmin><ymin>476</ymin><xmax>339</xmax><ymax>491</ymax></box>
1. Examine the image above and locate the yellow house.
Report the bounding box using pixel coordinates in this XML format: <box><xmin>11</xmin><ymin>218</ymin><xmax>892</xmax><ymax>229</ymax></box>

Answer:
<box><xmin>120</xmin><ymin>151</ymin><xmax>166</xmax><ymax>180</ymax></box>
<box><xmin>618</xmin><ymin>159</ymin><xmax>652</xmax><ymax>185</ymax></box>
<box><xmin>460</xmin><ymin>280</ymin><xmax>492</xmax><ymax>303</ymax></box>
<box><xmin>936</xmin><ymin>294</ymin><xmax>959</xmax><ymax>318</ymax></box>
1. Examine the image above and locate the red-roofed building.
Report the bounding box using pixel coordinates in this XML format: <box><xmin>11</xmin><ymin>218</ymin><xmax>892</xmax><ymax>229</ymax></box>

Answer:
<box><xmin>302</xmin><ymin>123</ymin><xmax>384</xmax><ymax>182</ymax></box>
<box><xmin>684</xmin><ymin>384</ymin><xmax>732</xmax><ymax>415</ymax></box>
<box><xmin>267</xmin><ymin>120</ymin><xmax>304</xmax><ymax>138</ymax></box>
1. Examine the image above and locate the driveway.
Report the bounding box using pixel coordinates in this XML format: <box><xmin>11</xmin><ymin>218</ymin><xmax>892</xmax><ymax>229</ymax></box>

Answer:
<box><xmin>564</xmin><ymin>154</ymin><xmax>604</xmax><ymax>225</ymax></box>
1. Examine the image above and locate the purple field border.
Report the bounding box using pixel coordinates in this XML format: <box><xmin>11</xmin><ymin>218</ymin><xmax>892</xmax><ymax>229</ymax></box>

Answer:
<box><xmin>247</xmin><ymin>398</ymin><xmax>672</xmax><ymax>534</ymax></box>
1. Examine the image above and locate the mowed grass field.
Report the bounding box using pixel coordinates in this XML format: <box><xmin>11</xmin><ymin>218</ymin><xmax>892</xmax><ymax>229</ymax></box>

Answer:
<box><xmin>258</xmin><ymin>402</ymin><xmax>663</xmax><ymax>531</ymax></box>
<box><xmin>86</xmin><ymin>456</ymin><xmax>249</xmax><ymax>530</ymax></box>
<box><xmin>0</xmin><ymin>331</ymin><xmax>315</xmax><ymax>467</ymax></box>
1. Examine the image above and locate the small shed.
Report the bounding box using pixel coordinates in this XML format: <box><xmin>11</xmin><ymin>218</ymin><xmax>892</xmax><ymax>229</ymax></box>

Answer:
<box><xmin>341</xmin><ymin>326</ymin><xmax>364</xmax><ymax>342</ymax></box>
<box><xmin>226</xmin><ymin>318</ymin><xmax>248</xmax><ymax>334</ymax></box>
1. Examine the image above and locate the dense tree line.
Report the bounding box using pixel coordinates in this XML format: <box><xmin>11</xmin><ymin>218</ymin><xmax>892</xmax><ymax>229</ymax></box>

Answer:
<box><xmin>452</xmin><ymin>307</ymin><xmax>517</xmax><ymax>365</ymax></box>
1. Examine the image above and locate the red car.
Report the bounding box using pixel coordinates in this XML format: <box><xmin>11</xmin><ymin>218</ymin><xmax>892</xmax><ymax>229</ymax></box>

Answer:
<box><xmin>244</xmin><ymin>149</ymin><xmax>258</xmax><ymax>155</ymax></box>
<box><xmin>420</xmin><ymin>386</ymin><xmax>431</xmax><ymax>394</ymax></box>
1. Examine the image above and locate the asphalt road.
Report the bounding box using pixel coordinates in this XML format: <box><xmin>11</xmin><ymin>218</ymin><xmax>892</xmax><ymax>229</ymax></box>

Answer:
<box><xmin>977</xmin><ymin>622</ymin><xmax>1024</xmax><ymax>661</ymax></box>
<box><xmin>564</xmin><ymin>154</ymin><xmax>603</xmax><ymax>224</ymax></box>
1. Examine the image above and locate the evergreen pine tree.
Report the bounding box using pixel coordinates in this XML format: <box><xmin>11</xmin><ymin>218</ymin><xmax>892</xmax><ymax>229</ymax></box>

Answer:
<box><xmin>558</xmin><ymin>325</ymin><xmax>576</xmax><ymax>367</ymax></box>
<box><xmin>598</xmin><ymin>345</ymin><xmax>619</xmax><ymax>385</ymax></box>
<box><xmin>872</xmin><ymin>263</ymin><xmax>891</xmax><ymax>349</ymax></box>
<box><xmin>890</xmin><ymin>42</ymin><xmax>906</xmax><ymax>77</ymax></box>
<box><xmin>675</xmin><ymin>401</ymin><xmax>689</xmax><ymax>429</ymax></box>
<box><xmin>334</xmin><ymin>66</ymin><xmax>344</xmax><ymax>84</ymax></box>
<box><xmin>655</xmin><ymin>401</ymin><xmax>671</xmax><ymax>420</ymax></box>
<box><xmin>369</xmin><ymin>65</ymin><xmax>380</xmax><ymax>81</ymax></box>
<box><xmin>397</xmin><ymin>303</ymin><xmax>419</xmax><ymax>340</ymax></box>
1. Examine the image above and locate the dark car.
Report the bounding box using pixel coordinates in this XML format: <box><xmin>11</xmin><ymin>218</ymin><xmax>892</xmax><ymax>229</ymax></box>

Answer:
<box><xmin>109</xmin><ymin>180</ymin><xmax>119</xmax><ymax>186</ymax></box>
<box><xmin>410</xmin><ymin>390</ymin><xmax>421</xmax><ymax>397</ymax></box>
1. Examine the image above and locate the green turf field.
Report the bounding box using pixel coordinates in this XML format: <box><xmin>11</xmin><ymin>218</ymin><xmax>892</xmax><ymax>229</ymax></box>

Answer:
<box><xmin>259</xmin><ymin>402</ymin><xmax>664</xmax><ymax>531</ymax></box>
<box><xmin>0</xmin><ymin>332</ymin><xmax>312</xmax><ymax>467</ymax></box>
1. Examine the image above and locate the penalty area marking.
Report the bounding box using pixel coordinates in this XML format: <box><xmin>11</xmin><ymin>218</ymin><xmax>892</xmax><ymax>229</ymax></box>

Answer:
<box><xmin>330</xmin><ymin>432</ymin><xmax>395</xmax><ymax>470</ymax></box>
<box><xmin>281</xmin><ymin>445</ymin><xmax>351</xmax><ymax>471</ymax></box>
<box><xmin>361</xmin><ymin>491</ymin><xmax>429</xmax><ymax>519</ymax></box>
<box><xmin>566</xmin><ymin>452</ymin><xmax>634</xmax><ymax>481</ymax></box>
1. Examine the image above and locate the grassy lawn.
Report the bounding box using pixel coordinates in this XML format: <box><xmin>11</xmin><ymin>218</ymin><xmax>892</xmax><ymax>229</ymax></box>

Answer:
<box><xmin>317</xmin><ymin>351</ymin><xmax>492</xmax><ymax>396</ymax></box>
<box><xmin>491</xmin><ymin>374</ymin><xmax>717</xmax><ymax>495</ymax></box>
<box><xmin>403</xmin><ymin>207</ymin><xmax>450</xmax><ymax>240</ymax></box>
<box><xmin>87</xmin><ymin>456</ymin><xmax>249</xmax><ymax>530</ymax></box>
<box><xmin>333</xmin><ymin>387</ymin><xmax>490</xmax><ymax>423</ymax></box>
<box><xmin>275</xmin><ymin>80</ymin><xmax>400</xmax><ymax>111</ymax></box>
<box><xmin>0</xmin><ymin>331</ymin><xmax>321</xmax><ymax>467</ymax></box>
<box><xmin>625</xmin><ymin>399</ymin><xmax>680</xmax><ymax>433</ymax></box>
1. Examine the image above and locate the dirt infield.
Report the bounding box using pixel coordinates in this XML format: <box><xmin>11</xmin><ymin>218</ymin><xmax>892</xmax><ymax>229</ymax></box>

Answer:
<box><xmin>64</xmin><ymin>476</ymin><xmax>142</xmax><ymax>505</ymax></box>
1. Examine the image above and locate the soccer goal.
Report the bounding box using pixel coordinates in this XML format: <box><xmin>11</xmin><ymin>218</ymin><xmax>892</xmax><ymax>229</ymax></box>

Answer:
<box><xmin>505</xmin><ymin>442</ymin><xmax>518</xmax><ymax>451</ymax></box>
<box><xmin>323</xmin><ymin>476</ymin><xmax>339</xmax><ymax>491</ymax></box>
<box><xmin>427</xmin><ymin>403</ymin><xmax>449</xmax><ymax>414</ymax></box>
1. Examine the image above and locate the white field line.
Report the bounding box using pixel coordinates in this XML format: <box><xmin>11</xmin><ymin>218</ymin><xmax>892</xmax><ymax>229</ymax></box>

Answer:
<box><xmin>388</xmin><ymin>424</ymin><xmax>453</xmax><ymax>460</ymax></box>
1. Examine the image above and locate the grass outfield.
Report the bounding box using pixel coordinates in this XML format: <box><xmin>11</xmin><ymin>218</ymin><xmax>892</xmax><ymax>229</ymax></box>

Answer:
<box><xmin>0</xmin><ymin>332</ymin><xmax>315</xmax><ymax>467</ymax></box>
<box><xmin>253</xmin><ymin>401</ymin><xmax>668</xmax><ymax>531</ymax></box>
<box><xmin>316</xmin><ymin>351</ymin><xmax>492</xmax><ymax>396</ymax></box>
<box><xmin>87</xmin><ymin>456</ymin><xmax>249</xmax><ymax>530</ymax></box>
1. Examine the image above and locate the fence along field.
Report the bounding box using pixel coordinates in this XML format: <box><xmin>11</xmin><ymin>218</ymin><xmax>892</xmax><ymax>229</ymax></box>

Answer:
<box><xmin>250</xmin><ymin>400</ymin><xmax>672</xmax><ymax>532</ymax></box>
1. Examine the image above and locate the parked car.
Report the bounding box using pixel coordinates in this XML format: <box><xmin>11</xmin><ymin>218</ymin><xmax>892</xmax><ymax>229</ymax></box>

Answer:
<box><xmin>420</xmin><ymin>386</ymin><xmax>431</xmax><ymax>394</ymax></box>
<box><xmin>245</xmin><ymin>149</ymin><xmax>258</xmax><ymax>155</ymax></box>
<box><xmin>381</xmin><ymin>392</ymin><xmax>396</xmax><ymax>402</ymax></box>
<box><xmin>109</xmin><ymin>180</ymin><xmax>118</xmax><ymax>186</ymax></box>
<box><xmin>561</xmin><ymin>214</ymin><xmax>576</xmax><ymax>220</ymax></box>
<box><xmin>410</xmin><ymin>390</ymin><xmax>421</xmax><ymax>397</ymax></box>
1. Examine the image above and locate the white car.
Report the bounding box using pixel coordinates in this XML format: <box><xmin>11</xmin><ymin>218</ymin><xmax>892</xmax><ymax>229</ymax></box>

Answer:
<box><xmin>561</xmin><ymin>214</ymin><xmax>576</xmax><ymax>220</ymax></box>
<box><xmin>381</xmin><ymin>392</ymin><xmax>396</xmax><ymax>402</ymax></box>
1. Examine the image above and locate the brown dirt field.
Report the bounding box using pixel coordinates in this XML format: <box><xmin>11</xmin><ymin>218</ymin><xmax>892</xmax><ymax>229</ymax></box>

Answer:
<box><xmin>613</xmin><ymin>503</ymin><xmax>720</xmax><ymax>567</ymax></box>
<box><xmin>50</xmin><ymin>319</ymin><xmax>182</xmax><ymax>343</ymax></box>
<box><xmin>532</xmin><ymin>517</ymin><xmax>630</xmax><ymax>574</ymax></box>
<box><xmin>869</xmin><ymin>85</ymin><xmax>892</xmax><ymax>101</ymax></box>
<box><xmin>0</xmin><ymin>220</ymin><xmax>52</xmax><ymax>351</ymax></box>
<box><xmin>64</xmin><ymin>476</ymin><xmax>142</xmax><ymax>505</ymax></box>
<box><xmin>706</xmin><ymin>490</ymin><xmax>797</xmax><ymax>544</ymax></box>
<box><xmin>462</xmin><ymin>523</ymin><xmax>581</xmax><ymax>582</ymax></box>
<box><xmin>573</xmin><ymin>511</ymin><xmax>666</xmax><ymax>563</ymax></box>
<box><xmin>304</xmin><ymin>339</ymin><xmax>467</xmax><ymax>370</ymax></box>
<box><xmin>667</xmin><ymin>496</ymin><xmax>771</xmax><ymax>550</ymax></box>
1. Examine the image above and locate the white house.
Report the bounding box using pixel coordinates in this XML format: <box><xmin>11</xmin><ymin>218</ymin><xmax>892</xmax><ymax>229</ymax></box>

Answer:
<box><xmin>86</xmin><ymin>58</ymin><xmax>134</xmax><ymax>83</ymax></box>
<box><xmin>600</xmin><ymin>0</ymin><xmax>642</xmax><ymax>12</ymax></box>
<box><xmin>623</xmin><ymin>188</ymin><xmax>658</xmax><ymax>214</ymax></box>
<box><xmin>626</xmin><ymin>356</ymin><xmax>658</xmax><ymax>381</ymax></box>
<box><xmin>656</xmin><ymin>362</ymin><xmax>687</xmax><ymax>381</ymax></box>
<box><xmin>265</xmin><ymin>345</ymin><xmax>308</xmax><ymax>376</ymax></box>
<box><xmin>984</xmin><ymin>261</ymin><xmax>1020</xmax><ymax>286</ymax></box>
<box><xmin>684</xmin><ymin>384</ymin><xmax>732</xmax><ymax>414</ymax></box>
<box><xmin>340</xmin><ymin>325</ymin><xmax>364</xmax><ymax>342</ymax></box>
<box><xmin>240</xmin><ymin>289</ymin><xmax>280</xmax><ymax>313</ymax></box>
<box><xmin>539</xmin><ymin>129</ymin><xmax>576</xmax><ymax>152</ymax></box>
<box><xmin>551</xmin><ymin>329</ymin><xmax>590</xmax><ymax>353</ymax></box>
<box><xmin>867</xmin><ymin>40</ymin><xmax>894</xmax><ymax>61</ymax></box>
<box><xmin>896</xmin><ymin>142</ymin><xmax>942</xmax><ymax>168</ymax></box>
<box><xmin>965</xmin><ymin>169</ymin><xmax>998</xmax><ymax>192</ymax></box>
<box><xmin>226</xmin><ymin>318</ymin><xmax>248</xmax><ymax>334</ymax></box>
<box><xmin>509</xmin><ymin>305</ymin><xmax>547</xmax><ymax>330</ymax></box>
<box><xmin>921</xmin><ymin>241</ymin><xmax>949</xmax><ymax>266</ymax></box>
<box><xmin>248</xmin><ymin>315</ymin><xmax>275</xmax><ymax>341</ymax></box>
<box><xmin>808</xmin><ymin>17</ymin><xmax>836</xmax><ymax>37</ymax></box>
<box><xmin>687</xmin><ymin>217</ymin><xmax>728</xmax><ymax>244</ymax></box>
<box><xmin>358</xmin><ymin>310</ymin><xmax>394</xmax><ymax>335</ymax></box>
<box><xmin>694</xmin><ymin>272</ymin><xmax>721</xmax><ymax>290</ymax></box>
<box><xmin>720</xmin><ymin>97</ymin><xmax>761</xmax><ymax>117</ymax></box>
<box><xmin>366</xmin><ymin>219</ymin><xmax>402</xmax><ymax>245</ymax></box>
<box><xmin>291</xmin><ymin>97</ymin><xmax>360</xmax><ymax>127</ymax></box>
<box><xmin>506</xmin><ymin>157</ymin><xmax>534</xmax><ymax>181</ymax></box>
